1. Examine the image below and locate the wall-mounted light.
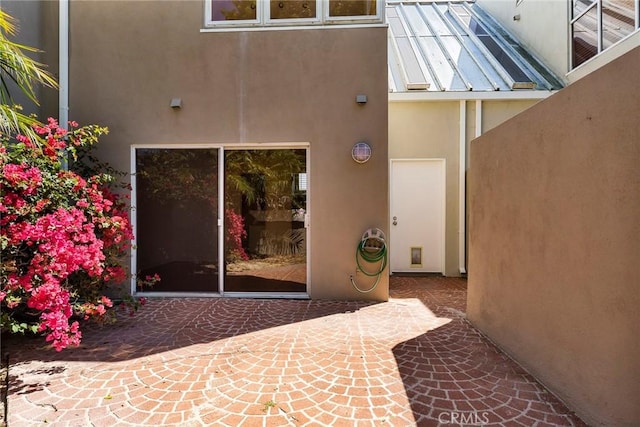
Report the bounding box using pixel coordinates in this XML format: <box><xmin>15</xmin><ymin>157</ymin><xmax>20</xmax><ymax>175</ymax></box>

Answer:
<box><xmin>356</xmin><ymin>94</ymin><xmax>368</xmax><ymax>105</ymax></box>
<box><xmin>352</xmin><ymin>141</ymin><xmax>372</xmax><ymax>164</ymax></box>
<box><xmin>170</xmin><ymin>98</ymin><xmax>182</xmax><ymax>109</ymax></box>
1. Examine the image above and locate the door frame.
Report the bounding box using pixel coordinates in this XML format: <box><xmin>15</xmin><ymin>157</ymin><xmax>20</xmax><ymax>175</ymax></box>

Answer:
<box><xmin>130</xmin><ymin>143</ymin><xmax>310</xmax><ymax>298</ymax></box>
<box><xmin>389</xmin><ymin>158</ymin><xmax>446</xmax><ymax>274</ymax></box>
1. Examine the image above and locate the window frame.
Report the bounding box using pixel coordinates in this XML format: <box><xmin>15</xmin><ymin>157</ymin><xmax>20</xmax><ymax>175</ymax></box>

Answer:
<box><xmin>205</xmin><ymin>0</ymin><xmax>262</xmax><ymax>28</ymax></box>
<box><xmin>265</xmin><ymin>0</ymin><xmax>322</xmax><ymax>25</ymax></box>
<box><xmin>324</xmin><ymin>0</ymin><xmax>380</xmax><ymax>23</ymax></box>
<box><xmin>204</xmin><ymin>0</ymin><xmax>383</xmax><ymax>28</ymax></box>
<box><xmin>570</xmin><ymin>0</ymin><xmax>640</xmax><ymax>69</ymax></box>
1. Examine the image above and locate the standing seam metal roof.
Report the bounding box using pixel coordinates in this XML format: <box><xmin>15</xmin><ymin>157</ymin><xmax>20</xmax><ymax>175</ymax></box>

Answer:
<box><xmin>388</xmin><ymin>1</ymin><xmax>564</xmax><ymax>93</ymax></box>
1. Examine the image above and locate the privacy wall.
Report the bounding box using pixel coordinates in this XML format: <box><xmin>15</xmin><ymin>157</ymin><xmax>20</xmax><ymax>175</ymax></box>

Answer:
<box><xmin>468</xmin><ymin>47</ymin><xmax>640</xmax><ymax>426</ymax></box>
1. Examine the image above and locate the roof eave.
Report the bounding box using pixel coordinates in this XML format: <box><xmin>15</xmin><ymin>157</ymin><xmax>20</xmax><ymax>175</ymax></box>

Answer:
<box><xmin>388</xmin><ymin>90</ymin><xmax>558</xmax><ymax>102</ymax></box>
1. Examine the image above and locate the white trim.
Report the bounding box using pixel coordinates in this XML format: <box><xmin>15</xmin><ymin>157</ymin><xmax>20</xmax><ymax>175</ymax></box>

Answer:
<box><xmin>475</xmin><ymin>99</ymin><xmax>483</xmax><ymax>139</ymax></box>
<box><xmin>458</xmin><ymin>101</ymin><xmax>466</xmax><ymax>275</ymax></box>
<box><xmin>218</xmin><ymin>147</ymin><xmax>225</xmax><ymax>294</ymax></box>
<box><xmin>136</xmin><ymin>292</ymin><xmax>223</xmax><ymax>298</ymax></box>
<box><xmin>59</xmin><ymin>0</ymin><xmax>69</xmax><ymax>125</ymax></box>
<box><xmin>388</xmin><ymin>90</ymin><xmax>556</xmax><ymax>102</ymax></box>
<box><xmin>570</xmin><ymin>0</ymin><xmax>596</xmax><ymax>24</ymax></box>
<box><xmin>59</xmin><ymin>0</ymin><xmax>69</xmax><ymax>168</ymax></box>
<box><xmin>304</xmin><ymin>147</ymin><xmax>312</xmax><ymax>298</ymax></box>
<box><xmin>130</xmin><ymin>146</ymin><xmax>137</xmax><ymax>295</ymax></box>
<box><xmin>134</xmin><ymin>292</ymin><xmax>309</xmax><ymax>299</ymax></box>
<box><xmin>130</xmin><ymin>142</ymin><xmax>309</xmax><ymax>149</ymax></box>
<box><xmin>200</xmin><ymin>23</ymin><xmax>386</xmax><ymax>32</ymax></box>
<box><xmin>222</xmin><ymin>292</ymin><xmax>310</xmax><ymax>299</ymax></box>
<box><xmin>597</xmin><ymin>0</ymin><xmax>603</xmax><ymax>53</ymax></box>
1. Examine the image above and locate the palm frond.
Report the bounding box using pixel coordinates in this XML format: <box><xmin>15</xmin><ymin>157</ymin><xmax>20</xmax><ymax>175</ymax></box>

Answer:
<box><xmin>0</xmin><ymin>104</ymin><xmax>42</xmax><ymax>140</ymax></box>
<box><xmin>0</xmin><ymin>8</ymin><xmax>58</xmax><ymax>106</ymax></box>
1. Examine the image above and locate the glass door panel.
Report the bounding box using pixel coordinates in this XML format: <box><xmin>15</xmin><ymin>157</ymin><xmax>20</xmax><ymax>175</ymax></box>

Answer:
<box><xmin>224</xmin><ymin>149</ymin><xmax>307</xmax><ymax>293</ymax></box>
<box><xmin>135</xmin><ymin>149</ymin><xmax>219</xmax><ymax>292</ymax></box>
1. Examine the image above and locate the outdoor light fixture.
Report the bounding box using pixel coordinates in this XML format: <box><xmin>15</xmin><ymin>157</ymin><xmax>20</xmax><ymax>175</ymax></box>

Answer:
<box><xmin>170</xmin><ymin>98</ymin><xmax>182</xmax><ymax>109</ymax></box>
<box><xmin>352</xmin><ymin>141</ymin><xmax>372</xmax><ymax>164</ymax></box>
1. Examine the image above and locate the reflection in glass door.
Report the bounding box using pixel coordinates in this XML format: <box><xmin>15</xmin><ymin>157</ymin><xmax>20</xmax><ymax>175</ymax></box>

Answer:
<box><xmin>135</xmin><ymin>149</ymin><xmax>219</xmax><ymax>292</ymax></box>
<box><xmin>224</xmin><ymin>149</ymin><xmax>307</xmax><ymax>293</ymax></box>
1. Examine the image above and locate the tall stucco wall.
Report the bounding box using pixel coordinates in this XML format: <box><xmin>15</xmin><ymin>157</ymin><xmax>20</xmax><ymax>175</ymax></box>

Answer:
<box><xmin>67</xmin><ymin>1</ymin><xmax>388</xmax><ymax>301</ymax></box>
<box><xmin>468</xmin><ymin>47</ymin><xmax>640</xmax><ymax>426</ymax></box>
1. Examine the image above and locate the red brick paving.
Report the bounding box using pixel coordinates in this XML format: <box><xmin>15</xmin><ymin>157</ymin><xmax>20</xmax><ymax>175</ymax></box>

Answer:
<box><xmin>2</xmin><ymin>276</ymin><xmax>587</xmax><ymax>426</ymax></box>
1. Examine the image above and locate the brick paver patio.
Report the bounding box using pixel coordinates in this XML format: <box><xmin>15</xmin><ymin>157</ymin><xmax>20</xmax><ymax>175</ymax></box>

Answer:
<box><xmin>2</xmin><ymin>276</ymin><xmax>586</xmax><ymax>426</ymax></box>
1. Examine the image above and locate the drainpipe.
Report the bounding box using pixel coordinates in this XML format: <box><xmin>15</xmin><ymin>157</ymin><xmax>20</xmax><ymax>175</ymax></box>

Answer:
<box><xmin>59</xmin><ymin>0</ymin><xmax>69</xmax><ymax>169</ymax></box>
<box><xmin>458</xmin><ymin>101</ymin><xmax>466</xmax><ymax>275</ymax></box>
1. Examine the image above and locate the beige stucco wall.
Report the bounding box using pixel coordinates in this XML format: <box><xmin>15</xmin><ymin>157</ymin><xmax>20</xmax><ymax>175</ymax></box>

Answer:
<box><xmin>476</xmin><ymin>0</ymin><xmax>569</xmax><ymax>79</ymax></box>
<box><xmin>2</xmin><ymin>0</ymin><xmax>59</xmax><ymax>118</ymax></box>
<box><xmin>389</xmin><ymin>98</ymin><xmax>541</xmax><ymax>276</ymax></box>
<box><xmin>389</xmin><ymin>101</ymin><xmax>460</xmax><ymax>276</ymax></box>
<box><xmin>66</xmin><ymin>1</ymin><xmax>389</xmax><ymax>301</ymax></box>
<box><xmin>468</xmin><ymin>47</ymin><xmax>640</xmax><ymax>426</ymax></box>
<box><xmin>481</xmin><ymin>100</ymin><xmax>540</xmax><ymax>133</ymax></box>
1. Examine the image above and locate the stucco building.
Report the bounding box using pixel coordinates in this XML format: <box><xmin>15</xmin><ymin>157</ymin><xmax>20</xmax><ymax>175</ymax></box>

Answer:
<box><xmin>14</xmin><ymin>0</ymin><xmax>389</xmax><ymax>301</ymax></box>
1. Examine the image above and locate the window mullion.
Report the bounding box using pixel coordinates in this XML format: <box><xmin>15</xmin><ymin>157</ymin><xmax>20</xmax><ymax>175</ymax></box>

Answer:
<box><xmin>570</xmin><ymin>0</ymin><xmax>597</xmax><ymax>24</ymax></box>
<box><xmin>260</xmin><ymin>0</ymin><xmax>267</xmax><ymax>24</ymax></box>
<box><xmin>597</xmin><ymin>0</ymin><xmax>603</xmax><ymax>52</ymax></box>
<box><xmin>318</xmin><ymin>0</ymin><xmax>325</xmax><ymax>24</ymax></box>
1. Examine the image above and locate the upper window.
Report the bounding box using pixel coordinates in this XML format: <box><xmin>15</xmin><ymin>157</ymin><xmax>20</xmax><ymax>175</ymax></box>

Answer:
<box><xmin>205</xmin><ymin>0</ymin><xmax>381</xmax><ymax>28</ymax></box>
<box><xmin>571</xmin><ymin>0</ymin><xmax>639</xmax><ymax>69</ymax></box>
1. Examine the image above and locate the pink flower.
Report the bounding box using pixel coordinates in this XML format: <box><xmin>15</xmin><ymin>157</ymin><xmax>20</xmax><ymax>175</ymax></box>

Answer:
<box><xmin>101</xmin><ymin>295</ymin><xmax>113</xmax><ymax>308</ymax></box>
<box><xmin>3</xmin><ymin>163</ymin><xmax>42</xmax><ymax>195</ymax></box>
<box><xmin>1</xmin><ymin>117</ymin><xmax>138</xmax><ymax>351</ymax></box>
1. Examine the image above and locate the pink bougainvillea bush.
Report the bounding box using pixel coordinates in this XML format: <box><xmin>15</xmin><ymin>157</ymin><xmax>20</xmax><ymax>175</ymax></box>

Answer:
<box><xmin>1</xmin><ymin>118</ymin><xmax>145</xmax><ymax>351</ymax></box>
<box><xmin>225</xmin><ymin>208</ymin><xmax>249</xmax><ymax>262</ymax></box>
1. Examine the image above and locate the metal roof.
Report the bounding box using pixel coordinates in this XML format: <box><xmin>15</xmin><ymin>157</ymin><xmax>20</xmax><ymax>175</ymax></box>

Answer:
<box><xmin>387</xmin><ymin>1</ymin><xmax>564</xmax><ymax>94</ymax></box>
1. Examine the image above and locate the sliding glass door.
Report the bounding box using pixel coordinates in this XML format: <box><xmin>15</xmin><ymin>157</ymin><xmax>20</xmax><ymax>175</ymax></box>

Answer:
<box><xmin>135</xmin><ymin>149</ymin><xmax>219</xmax><ymax>292</ymax></box>
<box><xmin>223</xmin><ymin>149</ymin><xmax>307</xmax><ymax>294</ymax></box>
<box><xmin>134</xmin><ymin>147</ymin><xmax>307</xmax><ymax>295</ymax></box>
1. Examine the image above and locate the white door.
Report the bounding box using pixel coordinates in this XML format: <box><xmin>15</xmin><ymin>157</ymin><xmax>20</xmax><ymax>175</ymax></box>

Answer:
<box><xmin>390</xmin><ymin>159</ymin><xmax>445</xmax><ymax>273</ymax></box>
